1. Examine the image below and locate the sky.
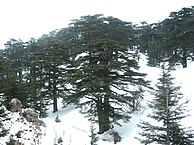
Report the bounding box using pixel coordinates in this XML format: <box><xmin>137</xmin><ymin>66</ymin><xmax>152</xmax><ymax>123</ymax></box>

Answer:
<box><xmin>0</xmin><ymin>0</ymin><xmax>193</xmax><ymax>48</ymax></box>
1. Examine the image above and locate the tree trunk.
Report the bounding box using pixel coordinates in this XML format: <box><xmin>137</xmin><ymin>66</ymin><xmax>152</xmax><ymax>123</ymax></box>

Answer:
<box><xmin>101</xmin><ymin>64</ymin><xmax>111</xmax><ymax>132</ymax></box>
<box><xmin>132</xmin><ymin>98</ymin><xmax>136</xmax><ymax>112</ymax></box>
<box><xmin>53</xmin><ymin>80</ymin><xmax>58</xmax><ymax>113</ymax></box>
<box><xmin>97</xmin><ymin>97</ymin><xmax>104</xmax><ymax>134</ymax></box>
<box><xmin>103</xmin><ymin>96</ymin><xmax>110</xmax><ymax>132</ymax></box>
<box><xmin>97</xmin><ymin>96</ymin><xmax>111</xmax><ymax>134</ymax></box>
<box><xmin>53</xmin><ymin>95</ymin><xmax>58</xmax><ymax>113</ymax></box>
<box><xmin>166</xmin><ymin>89</ymin><xmax>170</xmax><ymax>145</ymax></box>
<box><xmin>182</xmin><ymin>49</ymin><xmax>187</xmax><ymax>68</ymax></box>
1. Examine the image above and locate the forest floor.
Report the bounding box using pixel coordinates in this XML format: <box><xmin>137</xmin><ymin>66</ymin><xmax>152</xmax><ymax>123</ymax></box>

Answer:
<box><xmin>40</xmin><ymin>55</ymin><xmax>194</xmax><ymax>145</ymax></box>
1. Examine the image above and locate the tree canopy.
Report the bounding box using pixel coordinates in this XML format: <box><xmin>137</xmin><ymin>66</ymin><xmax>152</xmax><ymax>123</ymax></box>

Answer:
<box><xmin>0</xmin><ymin>6</ymin><xmax>194</xmax><ymax>135</ymax></box>
<box><xmin>138</xmin><ymin>6</ymin><xmax>194</xmax><ymax>68</ymax></box>
<box><xmin>61</xmin><ymin>14</ymin><xmax>149</xmax><ymax>133</ymax></box>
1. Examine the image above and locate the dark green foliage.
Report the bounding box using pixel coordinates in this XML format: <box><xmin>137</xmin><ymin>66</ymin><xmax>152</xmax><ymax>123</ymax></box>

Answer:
<box><xmin>36</xmin><ymin>30</ymin><xmax>71</xmax><ymax>113</ymax></box>
<box><xmin>0</xmin><ymin>129</ymin><xmax>9</xmax><ymax>137</ymax></box>
<box><xmin>15</xmin><ymin>130</ymin><xmax>23</xmax><ymax>138</ymax></box>
<box><xmin>0</xmin><ymin>32</ymin><xmax>71</xmax><ymax>116</ymax></box>
<box><xmin>160</xmin><ymin>7</ymin><xmax>194</xmax><ymax>68</ymax></box>
<box><xmin>138</xmin><ymin>6</ymin><xmax>194</xmax><ymax>68</ymax></box>
<box><xmin>137</xmin><ymin>65</ymin><xmax>194</xmax><ymax>144</ymax></box>
<box><xmin>5</xmin><ymin>136</ymin><xmax>19</xmax><ymax>145</ymax></box>
<box><xmin>0</xmin><ymin>58</ymin><xmax>7</xmax><ymax>94</ymax></box>
<box><xmin>1</xmin><ymin>39</ymin><xmax>31</xmax><ymax>107</ymax></box>
<box><xmin>64</xmin><ymin>14</ymin><xmax>149</xmax><ymax>133</ymax></box>
<box><xmin>25</xmin><ymin>38</ymin><xmax>51</xmax><ymax>117</ymax></box>
<box><xmin>137</xmin><ymin>22</ymin><xmax>163</xmax><ymax>67</ymax></box>
<box><xmin>0</xmin><ymin>7</ymin><xmax>193</xmax><ymax>136</ymax></box>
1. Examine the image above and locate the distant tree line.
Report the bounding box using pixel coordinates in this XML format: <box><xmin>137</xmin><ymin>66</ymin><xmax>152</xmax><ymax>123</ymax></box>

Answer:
<box><xmin>0</xmin><ymin>6</ymin><xmax>193</xmax><ymax>136</ymax></box>
<box><xmin>138</xmin><ymin>6</ymin><xmax>194</xmax><ymax>68</ymax></box>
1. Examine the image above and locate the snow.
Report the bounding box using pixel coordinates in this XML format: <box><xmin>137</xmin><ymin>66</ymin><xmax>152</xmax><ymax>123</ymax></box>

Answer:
<box><xmin>40</xmin><ymin>54</ymin><xmax>193</xmax><ymax>145</ymax></box>
<box><xmin>1</xmin><ymin>55</ymin><xmax>194</xmax><ymax>145</ymax></box>
<box><xmin>41</xmin><ymin>105</ymin><xmax>91</xmax><ymax>145</ymax></box>
<box><xmin>0</xmin><ymin>108</ymin><xmax>44</xmax><ymax>145</ymax></box>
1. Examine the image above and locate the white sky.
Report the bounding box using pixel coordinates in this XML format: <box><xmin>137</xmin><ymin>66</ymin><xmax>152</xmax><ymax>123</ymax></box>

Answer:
<box><xmin>0</xmin><ymin>0</ymin><xmax>193</xmax><ymax>48</ymax></box>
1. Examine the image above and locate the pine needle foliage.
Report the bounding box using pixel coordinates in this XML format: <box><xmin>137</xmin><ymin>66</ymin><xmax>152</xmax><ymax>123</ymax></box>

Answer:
<box><xmin>64</xmin><ymin>14</ymin><xmax>150</xmax><ymax>133</ymax></box>
<box><xmin>137</xmin><ymin>65</ymin><xmax>194</xmax><ymax>144</ymax></box>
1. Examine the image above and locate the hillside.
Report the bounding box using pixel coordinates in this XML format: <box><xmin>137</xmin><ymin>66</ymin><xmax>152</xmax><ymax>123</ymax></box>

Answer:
<box><xmin>1</xmin><ymin>55</ymin><xmax>193</xmax><ymax>145</ymax></box>
<box><xmin>41</xmin><ymin>55</ymin><xmax>194</xmax><ymax>145</ymax></box>
<box><xmin>0</xmin><ymin>102</ymin><xmax>45</xmax><ymax>145</ymax></box>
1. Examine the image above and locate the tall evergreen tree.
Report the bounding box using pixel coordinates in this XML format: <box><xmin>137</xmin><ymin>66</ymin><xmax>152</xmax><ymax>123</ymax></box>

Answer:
<box><xmin>65</xmin><ymin>14</ymin><xmax>149</xmax><ymax>133</ymax></box>
<box><xmin>0</xmin><ymin>55</ymin><xmax>8</xmax><ymax>95</ymax></box>
<box><xmin>36</xmin><ymin>30</ymin><xmax>71</xmax><ymax>113</ymax></box>
<box><xmin>137</xmin><ymin>65</ymin><xmax>194</xmax><ymax>144</ymax></box>
<box><xmin>24</xmin><ymin>38</ymin><xmax>50</xmax><ymax>117</ymax></box>
<box><xmin>1</xmin><ymin>39</ymin><xmax>30</xmax><ymax>107</ymax></box>
<box><xmin>160</xmin><ymin>6</ymin><xmax>194</xmax><ymax>68</ymax></box>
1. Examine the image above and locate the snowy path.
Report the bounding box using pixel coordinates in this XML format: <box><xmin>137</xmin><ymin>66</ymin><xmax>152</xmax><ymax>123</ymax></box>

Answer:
<box><xmin>41</xmin><ymin>105</ymin><xmax>91</xmax><ymax>145</ymax></box>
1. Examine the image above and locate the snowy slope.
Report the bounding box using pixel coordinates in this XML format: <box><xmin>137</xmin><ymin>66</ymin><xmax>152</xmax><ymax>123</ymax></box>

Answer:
<box><xmin>41</xmin><ymin>105</ymin><xmax>91</xmax><ymax>145</ymax></box>
<box><xmin>41</xmin><ymin>55</ymin><xmax>194</xmax><ymax>145</ymax></box>
<box><xmin>0</xmin><ymin>106</ymin><xmax>45</xmax><ymax>145</ymax></box>
<box><xmin>1</xmin><ymin>55</ymin><xmax>193</xmax><ymax>145</ymax></box>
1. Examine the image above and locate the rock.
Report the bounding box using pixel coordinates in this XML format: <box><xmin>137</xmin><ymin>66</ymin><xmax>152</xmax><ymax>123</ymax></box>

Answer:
<box><xmin>9</xmin><ymin>98</ymin><xmax>22</xmax><ymax>113</ymax></box>
<box><xmin>110</xmin><ymin>131</ymin><xmax>121</xmax><ymax>144</ymax></box>
<box><xmin>14</xmin><ymin>141</ymin><xmax>24</xmax><ymax>145</ymax></box>
<box><xmin>22</xmin><ymin>108</ymin><xmax>39</xmax><ymax>122</ymax></box>
<box><xmin>0</xmin><ymin>102</ymin><xmax>45</xmax><ymax>144</ymax></box>
<box><xmin>22</xmin><ymin>108</ymin><xmax>46</xmax><ymax>127</ymax></box>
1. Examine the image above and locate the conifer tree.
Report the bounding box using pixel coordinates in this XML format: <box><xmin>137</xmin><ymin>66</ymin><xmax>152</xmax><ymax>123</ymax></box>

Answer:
<box><xmin>139</xmin><ymin>6</ymin><xmax>194</xmax><ymax>68</ymax></box>
<box><xmin>137</xmin><ymin>65</ymin><xmax>194</xmax><ymax>144</ymax></box>
<box><xmin>36</xmin><ymin>30</ymin><xmax>71</xmax><ymax>113</ymax></box>
<box><xmin>137</xmin><ymin>22</ymin><xmax>165</xmax><ymax>67</ymax></box>
<box><xmin>1</xmin><ymin>39</ymin><xmax>30</xmax><ymax>107</ymax></box>
<box><xmin>0</xmin><ymin>57</ymin><xmax>7</xmax><ymax>94</ymax></box>
<box><xmin>25</xmin><ymin>38</ymin><xmax>50</xmax><ymax>117</ymax></box>
<box><xmin>160</xmin><ymin>6</ymin><xmax>194</xmax><ymax>68</ymax></box>
<box><xmin>37</xmin><ymin>32</ymin><xmax>61</xmax><ymax>113</ymax></box>
<box><xmin>65</xmin><ymin>14</ymin><xmax>149</xmax><ymax>133</ymax></box>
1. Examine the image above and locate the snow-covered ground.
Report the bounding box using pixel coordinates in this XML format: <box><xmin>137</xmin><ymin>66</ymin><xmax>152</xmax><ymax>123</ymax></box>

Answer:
<box><xmin>0</xmin><ymin>106</ymin><xmax>44</xmax><ymax>145</ymax></box>
<box><xmin>1</xmin><ymin>55</ymin><xmax>194</xmax><ymax>145</ymax></box>
<box><xmin>40</xmin><ymin>55</ymin><xmax>194</xmax><ymax>145</ymax></box>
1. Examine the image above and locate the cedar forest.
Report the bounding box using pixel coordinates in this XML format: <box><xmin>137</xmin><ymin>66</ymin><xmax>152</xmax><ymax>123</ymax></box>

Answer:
<box><xmin>0</xmin><ymin>6</ymin><xmax>194</xmax><ymax>144</ymax></box>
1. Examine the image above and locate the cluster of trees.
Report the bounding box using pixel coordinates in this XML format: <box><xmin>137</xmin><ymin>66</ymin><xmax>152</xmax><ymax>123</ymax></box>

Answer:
<box><xmin>136</xmin><ymin>6</ymin><xmax>194</xmax><ymax>144</ymax></box>
<box><xmin>0</xmin><ymin>15</ymin><xmax>149</xmax><ymax>133</ymax></box>
<box><xmin>0</xmin><ymin>6</ymin><xmax>193</xmax><ymax>141</ymax></box>
<box><xmin>139</xmin><ymin>6</ymin><xmax>194</xmax><ymax>68</ymax></box>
